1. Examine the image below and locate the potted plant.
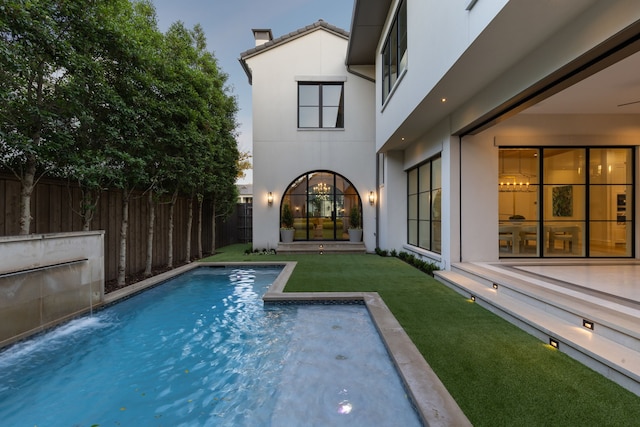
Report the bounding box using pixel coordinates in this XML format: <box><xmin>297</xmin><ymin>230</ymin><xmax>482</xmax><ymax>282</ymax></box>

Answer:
<box><xmin>348</xmin><ymin>206</ymin><xmax>362</xmax><ymax>242</ymax></box>
<box><xmin>280</xmin><ymin>203</ymin><xmax>294</xmax><ymax>243</ymax></box>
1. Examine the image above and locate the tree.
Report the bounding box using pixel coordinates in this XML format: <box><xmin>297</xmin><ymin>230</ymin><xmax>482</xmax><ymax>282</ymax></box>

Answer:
<box><xmin>0</xmin><ymin>0</ymin><xmax>102</xmax><ymax>234</ymax></box>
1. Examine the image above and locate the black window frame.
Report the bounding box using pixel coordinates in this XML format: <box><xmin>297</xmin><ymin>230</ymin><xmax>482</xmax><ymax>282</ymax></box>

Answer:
<box><xmin>381</xmin><ymin>0</ymin><xmax>407</xmax><ymax>104</ymax></box>
<box><xmin>407</xmin><ymin>154</ymin><xmax>441</xmax><ymax>254</ymax></box>
<box><xmin>297</xmin><ymin>82</ymin><xmax>344</xmax><ymax>129</ymax></box>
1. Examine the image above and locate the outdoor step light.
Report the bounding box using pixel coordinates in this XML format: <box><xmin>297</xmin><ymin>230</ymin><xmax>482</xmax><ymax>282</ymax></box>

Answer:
<box><xmin>582</xmin><ymin>319</ymin><xmax>594</xmax><ymax>330</ymax></box>
<box><xmin>549</xmin><ymin>338</ymin><xmax>559</xmax><ymax>349</ymax></box>
<box><xmin>470</xmin><ymin>295</ymin><xmax>476</xmax><ymax>302</ymax></box>
<box><xmin>492</xmin><ymin>283</ymin><xmax>499</xmax><ymax>290</ymax></box>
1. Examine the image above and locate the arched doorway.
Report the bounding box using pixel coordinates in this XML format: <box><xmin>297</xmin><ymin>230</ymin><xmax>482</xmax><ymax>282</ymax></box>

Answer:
<box><xmin>281</xmin><ymin>171</ymin><xmax>362</xmax><ymax>241</ymax></box>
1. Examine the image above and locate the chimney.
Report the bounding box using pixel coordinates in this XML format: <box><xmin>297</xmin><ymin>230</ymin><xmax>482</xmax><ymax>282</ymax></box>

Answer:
<box><xmin>252</xmin><ymin>29</ymin><xmax>273</xmax><ymax>47</ymax></box>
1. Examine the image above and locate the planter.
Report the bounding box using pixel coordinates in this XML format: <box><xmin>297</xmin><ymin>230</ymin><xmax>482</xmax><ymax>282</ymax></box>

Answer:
<box><xmin>280</xmin><ymin>228</ymin><xmax>294</xmax><ymax>243</ymax></box>
<box><xmin>348</xmin><ymin>228</ymin><xmax>362</xmax><ymax>242</ymax></box>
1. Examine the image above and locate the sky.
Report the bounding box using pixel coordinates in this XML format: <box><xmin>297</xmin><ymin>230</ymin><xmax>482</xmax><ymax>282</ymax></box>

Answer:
<box><xmin>150</xmin><ymin>0</ymin><xmax>355</xmax><ymax>184</ymax></box>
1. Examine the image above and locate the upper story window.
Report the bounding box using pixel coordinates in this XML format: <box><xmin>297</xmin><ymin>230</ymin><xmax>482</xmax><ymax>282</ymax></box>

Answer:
<box><xmin>298</xmin><ymin>82</ymin><xmax>344</xmax><ymax>129</ymax></box>
<box><xmin>382</xmin><ymin>0</ymin><xmax>407</xmax><ymax>104</ymax></box>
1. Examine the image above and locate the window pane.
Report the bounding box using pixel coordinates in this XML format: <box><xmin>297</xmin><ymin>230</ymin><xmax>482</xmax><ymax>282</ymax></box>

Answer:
<box><xmin>389</xmin><ymin>20</ymin><xmax>398</xmax><ymax>86</ymax></box>
<box><xmin>408</xmin><ymin>168</ymin><xmax>418</xmax><ymax>194</ymax></box>
<box><xmin>544</xmin><ymin>149</ymin><xmax>585</xmax><ymax>184</ymax></box>
<box><xmin>419</xmin><ymin>192</ymin><xmax>430</xmax><ymax>220</ymax></box>
<box><xmin>322</xmin><ymin>107</ymin><xmax>342</xmax><ymax>128</ymax></box>
<box><xmin>408</xmin><ymin>194</ymin><xmax>417</xmax><ymax>220</ymax></box>
<box><xmin>382</xmin><ymin>44</ymin><xmax>390</xmax><ymax>101</ymax></box>
<box><xmin>408</xmin><ymin>220</ymin><xmax>418</xmax><ymax>245</ymax></box>
<box><xmin>299</xmin><ymin>84</ymin><xmax>318</xmax><ymax>106</ymax></box>
<box><xmin>322</xmin><ymin>85</ymin><xmax>342</xmax><ymax>106</ymax></box>
<box><xmin>398</xmin><ymin>0</ymin><xmax>407</xmax><ymax>72</ymax></box>
<box><xmin>432</xmin><ymin>189</ymin><xmax>441</xmax><ymax>220</ymax></box>
<box><xmin>419</xmin><ymin>163</ymin><xmax>430</xmax><ymax>191</ymax></box>
<box><xmin>432</xmin><ymin>220</ymin><xmax>442</xmax><ymax>253</ymax></box>
<box><xmin>299</xmin><ymin>107</ymin><xmax>319</xmax><ymax>127</ymax></box>
<box><xmin>418</xmin><ymin>220</ymin><xmax>430</xmax><ymax>249</ymax></box>
<box><xmin>432</xmin><ymin>157</ymin><xmax>442</xmax><ymax>189</ymax></box>
<box><xmin>590</xmin><ymin>148</ymin><xmax>632</xmax><ymax>184</ymax></box>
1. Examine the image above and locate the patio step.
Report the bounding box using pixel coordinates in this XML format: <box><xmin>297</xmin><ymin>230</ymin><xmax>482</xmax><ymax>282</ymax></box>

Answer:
<box><xmin>276</xmin><ymin>241</ymin><xmax>366</xmax><ymax>254</ymax></box>
<box><xmin>434</xmin><ymin>265</ymin><xmax>640</xmax><ymax>396</ymax></box>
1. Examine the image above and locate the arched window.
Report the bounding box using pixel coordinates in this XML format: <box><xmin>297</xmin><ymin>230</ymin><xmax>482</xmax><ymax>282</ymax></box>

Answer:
<box><xmin>281</xmin><ymin>171</ymin><xmax>362</xmax><ymax>241</ymax></box>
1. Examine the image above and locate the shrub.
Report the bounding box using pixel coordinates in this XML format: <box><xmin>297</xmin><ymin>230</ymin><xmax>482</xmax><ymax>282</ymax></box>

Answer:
<box><xmin>281</xmin><ymin>204</ymin><xmax>294</xmax><ymax>229</ymax></box>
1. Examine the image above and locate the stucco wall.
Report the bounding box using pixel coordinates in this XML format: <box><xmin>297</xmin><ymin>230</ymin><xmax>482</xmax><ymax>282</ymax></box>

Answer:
<box><xmin>0</xmin><ymin>231</ymin><xmax>104</xmax><ymax>347</ymax></box>
<box><xmin>246</xmin><ymin>28</ymin><xmax>376</xmax><ymax>251</ymax></box>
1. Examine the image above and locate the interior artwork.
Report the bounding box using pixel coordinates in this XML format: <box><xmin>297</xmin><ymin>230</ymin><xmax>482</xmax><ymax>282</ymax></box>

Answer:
<box><xmin>552</xmin><ymin>185</ymin><xmax>573</xmax><ymax>217</ymax></box>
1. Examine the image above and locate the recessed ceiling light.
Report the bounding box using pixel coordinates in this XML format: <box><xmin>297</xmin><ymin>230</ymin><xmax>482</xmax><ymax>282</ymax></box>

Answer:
<box><xmin>441</xmin><ymin>98</ymin><xmax>447</xmax><ymax>103</ymax></box>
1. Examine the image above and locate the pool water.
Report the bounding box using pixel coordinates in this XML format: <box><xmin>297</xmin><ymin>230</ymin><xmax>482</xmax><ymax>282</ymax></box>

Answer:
<box><xmin>0</xmin><ymin>267</ymin><xmax>422</xmax><ymax>426</ymax></box>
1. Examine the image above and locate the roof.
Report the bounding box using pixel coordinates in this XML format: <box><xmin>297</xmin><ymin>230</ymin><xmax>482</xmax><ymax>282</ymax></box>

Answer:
<box><xmin>346</xmin><ymin>0</ymin><xmax>392</xmax><ymax>66</ymax></box>
<box><xmin>238</xmin><ymin>20</ymin><xmax>350</xmax><ymax>84</ymax></box>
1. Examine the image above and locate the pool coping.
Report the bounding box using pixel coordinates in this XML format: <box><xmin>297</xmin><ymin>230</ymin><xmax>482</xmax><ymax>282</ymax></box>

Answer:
<box><xmin>103</xmin><ymin>261</ymin><xmax>471</xmax><ymax>427</ymax></box>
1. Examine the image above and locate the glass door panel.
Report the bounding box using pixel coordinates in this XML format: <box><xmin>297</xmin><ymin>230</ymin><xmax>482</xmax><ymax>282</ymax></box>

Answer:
<box><xmin>498</xmin><ymin>149</ymin><xmax>540</xmax><ymax>257</ymax></box>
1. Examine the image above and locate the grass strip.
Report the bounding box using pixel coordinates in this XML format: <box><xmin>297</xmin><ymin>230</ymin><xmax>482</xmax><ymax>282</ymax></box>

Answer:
<box><xmin>202</xmin><ymin>244</ymin><xmax>640</xmax><ymax>426</ymax></box>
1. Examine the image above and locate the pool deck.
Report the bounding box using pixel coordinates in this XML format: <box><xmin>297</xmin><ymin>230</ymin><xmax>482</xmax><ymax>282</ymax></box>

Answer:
<box><xmin>103</xmin><ymin>261</ymin><xmax>471</xmax><ymax>427</ymax></box>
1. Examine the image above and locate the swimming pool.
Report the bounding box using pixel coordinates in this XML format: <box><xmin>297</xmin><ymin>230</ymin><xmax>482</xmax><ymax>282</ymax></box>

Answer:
<box><xmin>0</xmin><ymin>266</ymin><xmax>422</xmax><ymax>426</ymax></box>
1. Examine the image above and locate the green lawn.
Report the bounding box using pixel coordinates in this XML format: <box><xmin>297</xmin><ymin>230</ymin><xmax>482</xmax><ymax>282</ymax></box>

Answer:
<box><xmin>202</xmin><ymin>244</ymin><xmax>640</xmax><ymax>426</ymax></box>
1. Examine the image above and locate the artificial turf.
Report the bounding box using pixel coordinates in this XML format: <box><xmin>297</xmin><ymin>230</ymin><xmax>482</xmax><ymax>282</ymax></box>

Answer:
<box><xmin>202</xmin><ymin>244</ymin><xmax>640</xmax><ymax>426</ymax></box>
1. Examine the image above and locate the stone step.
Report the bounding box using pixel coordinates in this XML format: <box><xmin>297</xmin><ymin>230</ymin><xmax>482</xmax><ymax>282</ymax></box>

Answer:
<box><xmin>434</xmin><ymin>268</ymin><xmax>640</xmax><ymax>396</ymax></box>
<box><xmin>277</xmin><ymin>241</ymin><xmax>366</xmax><ymax>254</ymax></box>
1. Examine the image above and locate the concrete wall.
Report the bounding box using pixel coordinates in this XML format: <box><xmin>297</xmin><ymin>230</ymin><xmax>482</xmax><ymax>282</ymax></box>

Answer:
<box><xmin>0</xmin><ymin>231</ymin><xmax>104</xmax><ymax>347</ymax></box>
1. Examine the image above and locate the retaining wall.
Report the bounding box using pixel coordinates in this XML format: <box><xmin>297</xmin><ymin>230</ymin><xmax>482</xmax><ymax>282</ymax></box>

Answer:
<box><xmin>0</xmin><ymin>231</ymin><xmax>104</xmax><ymax>348</ymax></box>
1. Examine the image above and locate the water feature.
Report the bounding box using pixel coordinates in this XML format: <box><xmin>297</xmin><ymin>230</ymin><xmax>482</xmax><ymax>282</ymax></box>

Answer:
<box><xmin>0</xmin><ymin>266</ymin><xmax>422</xmax><ymax>426</ymax></box>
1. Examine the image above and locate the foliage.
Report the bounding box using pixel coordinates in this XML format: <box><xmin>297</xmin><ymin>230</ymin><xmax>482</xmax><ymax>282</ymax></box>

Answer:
<box><xmin>281</xmin><ymin>203</ymin><xmax>294</xmax><ymax>229</ymax></box>
<box><xmin>0</xmin><ymin>0</ymin><xmax>241</xmax><ymax>238</ymax></box>
<box><xmin>375</xmin><ymin>248</ymin><xmax>439</xmax><ymax>276</ymax></box>
<box><xmin>349</xmin><ymin>206</ymin><xmax>361</xmax><ymax>229</ymax></box>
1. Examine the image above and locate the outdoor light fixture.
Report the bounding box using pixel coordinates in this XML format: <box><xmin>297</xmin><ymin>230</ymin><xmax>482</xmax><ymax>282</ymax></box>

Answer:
<box><xmin>319</xmin><ymin>244</ymin><xmax>324</xmax><ymax>255</ymax></box>
<box><xmin>267</xmin><ymin>192</ymin><xmax>273</xmax><ymax>206</ymax></box>
<box><xmin>369</xmin><ymin>191</ymin><xmax>375</xmax><ymax>205</ymax></box>
<box><xmin>583</xmin><ymin>319</ymin><xmax>594</xmax><ymax>330</ymax></box>
<box><xmin>493</xmin><ymin>283</ymin><xmax>498</xmax><ymax>290</ymax></box>
<box><xmin>549</xmin><ymin>338</ymin><xmax>559</xmax><ymax>349</ymax></box>
<box><xmin>470</xmin><ymin>295</ymin><xmax>476</xmax><ymax>302</ymax></box>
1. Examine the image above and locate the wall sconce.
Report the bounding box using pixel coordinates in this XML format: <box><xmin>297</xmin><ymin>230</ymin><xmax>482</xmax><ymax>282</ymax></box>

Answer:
<box><xmin>549</xmin><ymin>338</ymin><xmax>559</xmax><ymax>349</ymax></box>
<box><xmin>369</xmin><ymin>191</ymin><xmax>375</xmax><ymax>205</ymax></box>
<box><xmin>582</xmin><ymin>319</ymin><xmax>594</xmax><ymax>330</ymax></box>
<box><xmin>267</xmin><ymin>192</ymin><xmax>273</xmax><ymax>206</ymax></box>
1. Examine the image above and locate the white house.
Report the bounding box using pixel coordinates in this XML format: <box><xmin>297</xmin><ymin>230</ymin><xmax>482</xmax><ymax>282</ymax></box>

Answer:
<box><xmin>240</xmin><ymin>21</ymin><xmax>376</xmax><ymax>252</ymax></box>
<box><xmin>345</xmin><ymin>0</ymin><xmax>640</xmax><ymax>268</ymax></box>
<box><xmin>241</xmin><ymin>1</ymin><xmax>640</xmax><ymax>265</ymax></box>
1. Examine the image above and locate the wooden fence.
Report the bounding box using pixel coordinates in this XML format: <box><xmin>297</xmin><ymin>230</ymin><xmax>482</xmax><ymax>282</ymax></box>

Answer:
<box><xmin>0</xmin><ymin>173</ymin><xmax>249</xmax><ymax>283</ymax></box>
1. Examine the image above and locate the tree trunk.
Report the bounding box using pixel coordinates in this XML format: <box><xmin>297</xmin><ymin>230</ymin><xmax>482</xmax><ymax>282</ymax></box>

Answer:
<box><xmin>167</xmin><ymin>188</ymin><xmax>178</xmax><ymax>268</ymax></box>
<box><xmin>19</xmin><ymin>156</ymin><xmax>37</xmax><ymax>235</ymax></box>
<box><xmin>81</xmin><ymin>188</ymin><xmax>100</xmax><ymax>231</ymax></box>
<box><xmin>185</xmin><ymin>195</ymin><xmax>193</xmax><ymax>263</ymax></box>
<box><xmin>197</xmin><ymin>194</ymin><xmax>203</xmax><ymax>259</ymax></box>
<box><xmin>117</xmin><ymin>188</ymin><xmax>130</xmax><ymax>287</ymax></box>
<box><xmin>211</xmin><ymin>200</ymin><xmax>216</xmax><ymax>255</ymax></box>
<box><xmin>144</xmin><ymin>191</ymin><xmax>155</xmax><ymax>276</ymax></box>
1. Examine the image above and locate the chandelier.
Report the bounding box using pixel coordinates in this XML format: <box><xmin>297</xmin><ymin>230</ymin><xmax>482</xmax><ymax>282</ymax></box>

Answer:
<box><xmin>499</xmin><ymin>178</ymin><xmax>534</xmax><ymax>192</ymax></box>
<box><xmin>313</xmin><ymin>182</ymin><xmax>331</xmax><ymax>200</ymax></box>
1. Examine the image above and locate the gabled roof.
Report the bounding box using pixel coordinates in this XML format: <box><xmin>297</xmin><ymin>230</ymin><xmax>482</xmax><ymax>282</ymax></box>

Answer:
<box><xmin>238</xmin><ymin>20</ymin><xmax>350</xmax><ymax>84</ymax></box>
